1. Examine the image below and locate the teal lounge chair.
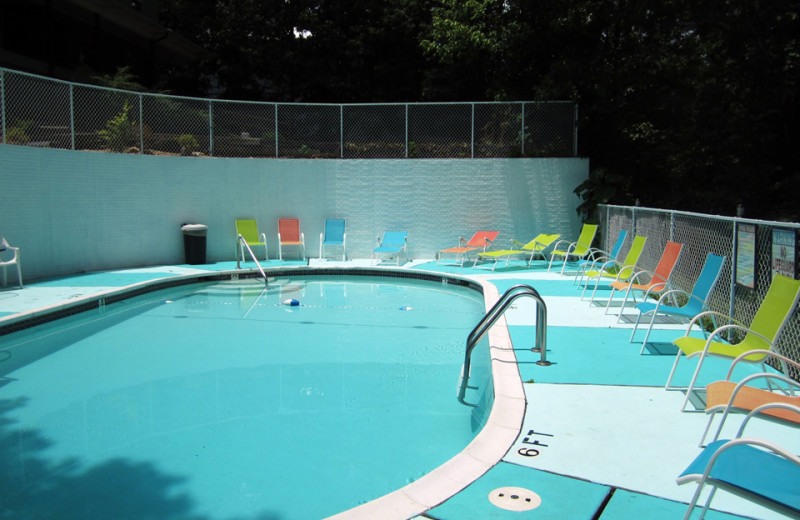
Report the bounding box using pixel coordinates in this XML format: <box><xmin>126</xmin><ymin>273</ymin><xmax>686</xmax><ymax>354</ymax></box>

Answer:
<box><xmin>677</xmin><ymin>403</ymin><xmax>800</xmax><ymax>520</ymax></box>
<box><xmin>372</xmin><ymin>231</ymin><xmax>408</xmax><ymax>266</ymax></box>
<box><xmin>630</xmin><ymin>253</ymin><xmax>726</xmax><ymax>351</ymax></box>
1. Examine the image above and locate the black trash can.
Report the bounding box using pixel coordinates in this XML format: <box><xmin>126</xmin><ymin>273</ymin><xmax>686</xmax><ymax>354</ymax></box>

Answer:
<box><xmin>181</xmin><ymin>224</ymin><xmax>208</xmax><ymax>264</ymax></box>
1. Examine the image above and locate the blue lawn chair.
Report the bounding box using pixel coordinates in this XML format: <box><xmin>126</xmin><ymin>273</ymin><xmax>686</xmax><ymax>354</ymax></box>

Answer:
<box><xmin>677</xmin><ymin>403</ymin><xmax>800</xmax><ymax>520</ymax></box>
<box><xmin>319</xmin><ymin>218</ymin><xmax>346</xmax><ymax>260</ymax></box>
<box><xmin>372</xmin><ymin>231</ymin><xmax>408</xmax><ymax>266</ymax></box>
<box><xmin>630</xmin><ymin>253</ymin><xmax>726</xmax><ymax>353</ymax></box>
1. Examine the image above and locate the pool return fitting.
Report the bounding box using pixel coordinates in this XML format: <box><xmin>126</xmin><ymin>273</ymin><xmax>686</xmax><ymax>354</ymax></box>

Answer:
<box><xmin>236</xmin><ymin>234</ymin><xmax>269</xmax><ymax>286</ymax></box>
<box><xmin>459</xmin><ymin>284</ymin><xmax>548</xmax><ymax>404</ymax></box>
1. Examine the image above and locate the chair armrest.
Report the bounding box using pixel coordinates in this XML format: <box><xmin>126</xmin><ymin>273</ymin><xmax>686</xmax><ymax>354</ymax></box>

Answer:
<box><xmin>737</xmin><ymin>404</ymin><xmax>800</xmax><ymax>437</ymax></box>
<box><xmin>639</xmin><ymin>279</ymin><xmax>675</xmax><ymax>299</ymax></box>
<box><xmin>551</xmin><ymin>239</ymin><xmax>573</xmax><ymax>252</ymax></box>
<box><xmin>724</xmin><ymin>349</ymin><xmax>800</xmax><ymax>380</ymax></box>
<box><xmin>655</xmin><ymin>287</ymin><xmax>691</xmax><ymax>302</ymax></box>
<box><xmin>684</xmin><ymin>310</ymin><xmax>742</xmax><ymax>335</ymax></box>
<box><xmin>612</xmin><ymin>263</ymin><xmax>640</xmax><ymax>281</ymax></box>
<box><xmin>624</xmin><ymin>267</ymin><xmax>655</xmax><ymax>285</ymax></box>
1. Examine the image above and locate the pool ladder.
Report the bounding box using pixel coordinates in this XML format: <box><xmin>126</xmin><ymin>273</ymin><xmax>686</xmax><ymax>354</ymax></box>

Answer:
<box><xmin>459</xmin><ymin>284</ymin><xmax>549</xmax><ymax>403</ymax></box>
<box><xmin>235</xmin><ymin>234</ymin><xmax>269</xmax><ymax>285</ymax></box>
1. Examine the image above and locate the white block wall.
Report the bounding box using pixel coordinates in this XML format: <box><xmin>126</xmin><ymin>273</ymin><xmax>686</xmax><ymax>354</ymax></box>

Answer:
<box><xmin>0</xmin><ymin>144</ymin><xmax>589</xmax><ymax>281</ymax></box>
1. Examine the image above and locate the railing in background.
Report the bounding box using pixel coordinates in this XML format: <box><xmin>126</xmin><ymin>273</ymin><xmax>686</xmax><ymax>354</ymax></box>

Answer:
<box><xmin>599</xmin><ymin>204</ymin><xmax>800</xmax><ymax>377</ymax></box>
<box><xmin>0</xmin><ymin>67</ymin><xmax>578</xmax><ymax>159</ymax></box>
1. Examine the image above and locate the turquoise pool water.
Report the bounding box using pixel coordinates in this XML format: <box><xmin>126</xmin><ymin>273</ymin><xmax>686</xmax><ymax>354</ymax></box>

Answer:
<box><xmin>0</xmin><ymin>275</ymin><xmax>492</xmax><ymax>519</ymax></box>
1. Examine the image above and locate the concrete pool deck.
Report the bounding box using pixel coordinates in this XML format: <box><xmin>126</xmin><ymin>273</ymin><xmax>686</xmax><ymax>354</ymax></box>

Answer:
<box><xmin>0</xmin><ymin>259</ymin><xmax>796</xmax><ymax>520</ymax></box>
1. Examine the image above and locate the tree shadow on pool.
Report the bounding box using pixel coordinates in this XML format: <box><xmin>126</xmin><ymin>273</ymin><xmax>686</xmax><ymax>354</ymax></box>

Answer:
<box><xmin>0</xmin><ymin>397</ymin><xmax>282</xmax><ymax>520</ymax></box>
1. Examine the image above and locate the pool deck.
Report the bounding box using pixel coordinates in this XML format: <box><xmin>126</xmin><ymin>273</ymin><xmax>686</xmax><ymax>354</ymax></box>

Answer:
<box><xmin>0</xmin><ymin>258</ymin><xmax>796</xmax><ymax>520</ymax></box>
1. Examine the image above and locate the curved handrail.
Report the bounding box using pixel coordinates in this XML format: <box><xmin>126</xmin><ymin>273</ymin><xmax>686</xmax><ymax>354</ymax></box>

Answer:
<box><xmin>459</xmin><ymin>284</ymin><xmax>548</xmax><ymax>403</ymax></box>
<box><xmin>236</xmin><ymin>234</ymin><xmax>268</xmax><ymax>285</ymax></box>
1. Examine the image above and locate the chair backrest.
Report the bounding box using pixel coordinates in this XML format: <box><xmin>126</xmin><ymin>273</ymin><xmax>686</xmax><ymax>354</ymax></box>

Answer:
<box><xmin>382</xmin><ymin>231</ymin><xmax>408</xmax><ymax>246</ymax></box>
<box><xmin>279</xmin><ymin>219</ymin><xmax>300</xmax><ymax>242</ymax></box>
<box><xmin>622</xmin><ymin>235</ymin><xmax>647</xmax><ymax>265</ymax></box>
<box><xmin>608</xmin><ymin>230</ymin><xmax>628</xmax><ymax>259</ymax></box>
<box><xmin>651</xmin><ymin>241</ymin><xmax>683</xmax><ymax>283</ymax></box>
<box><xmin>235</xmin><ymin>219</ymin><xmax>259</xmax><ymax>242</ymax></box>
<box><xmin>324</xmin><ymin>219</ymin><xmax>346</xmax><ymax>242</ymax></box>
<box><xmin>612</xmin><ymin>235</ymin><xmax>647</xmax><ymax>279</ymax></box>
<box><xmin>574</xmin><ymin>224</ymin><xmax>598</xmax><ymax>254</ymax></box>
<box><xmin>524</xmin><ymin>233</ymin><xmax>561</xmax><ymax>250</ymax></box>
<box><xmin>685</xmin><ymin>253</ymin><xmax>726</xmax><ymax>313</ymax></box>
<box><xmin>467</xmin><ymin>231</ymin><xmax>499</xmax><ymax>248</ymax></box>
<box><xmin>748</xmin><ymin>274</ymin><xmax>800</xmax><ymax>344</ymax></box>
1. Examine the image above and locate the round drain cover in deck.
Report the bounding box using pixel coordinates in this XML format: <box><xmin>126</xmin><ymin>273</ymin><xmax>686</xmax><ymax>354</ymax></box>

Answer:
<box><xmin>488</xmin><ymin>486</ymin><xmax>542</xmax><ymax>511</ymax></box>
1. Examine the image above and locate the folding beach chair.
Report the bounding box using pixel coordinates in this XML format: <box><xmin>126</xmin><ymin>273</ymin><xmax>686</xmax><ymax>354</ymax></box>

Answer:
<box><xmin>581</xmin><ymin>235</ymin><xmax>647</xmax><ymax>303</ymax></box>
<box><xmin>548</xmin><ymin>223</ymin><xmax>598</xmax><ymax>274</ymax></box>
<box><xmin>678</xmin><ymin>403</ymin><xmax>800</xmax><ymax>520</ymax></box>
<box><xmin>605</xmin><ymin>241</ymin><xmax>683</xmax><ymax>319</ymax></box>
<box><xmin>278</xmin><ymin>218</ymin><xmax>305</xmax><ymax>260</ymax></box>
<box><xmin>630</xmin><ymin>253</ymin><xmax>726</xmax><ymax>352</ymax></box>
<box><xmin>473</xmin><ymin>234</ymin><xmax>561</xmax><ymax>271</ymax></box>
<box><xmin>666</xmin><ymin>273</ymin><xmax>800</xmax><ymax>412</ymax></box>
<box><xmin>573</xmin><ymin>229</ymin><xmax>628</xmax><ymax>286</ymax></box>
<box><xmin>319</xmin><ymin>218</ymin><xmax>346</xmax><ymax>260</ymax></box>
<box><xmin>372</xmin><ymin>231</ymin><xmax>408</xmax><ymax>266</ymax></box>
<box><xmin>700</xmin><ymin>349</ymin><xmax>800</xmax><ymax>447</ymax></box>
<box><xmin>438</xmin><ymin>231</ymin><xmax>498</xmax><ymax>267</ymax></box>
<box><xmin>235</xmin><ymin>219</ymin><xmax>268</xmax><ymax>262</ymax></box>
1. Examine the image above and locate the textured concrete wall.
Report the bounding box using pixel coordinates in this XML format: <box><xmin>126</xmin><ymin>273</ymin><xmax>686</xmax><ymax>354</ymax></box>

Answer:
<box><xmin>0</xmin><ymin>144</ymin><xmax>589</xmax><ymax>281</ymax></box>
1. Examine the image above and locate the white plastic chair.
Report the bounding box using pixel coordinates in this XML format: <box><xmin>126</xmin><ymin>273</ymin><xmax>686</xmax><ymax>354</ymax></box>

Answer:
<box><xmin>0</xmin><ymin>237</ymin><xmax>23</xmax><ymax>288</ymax></box>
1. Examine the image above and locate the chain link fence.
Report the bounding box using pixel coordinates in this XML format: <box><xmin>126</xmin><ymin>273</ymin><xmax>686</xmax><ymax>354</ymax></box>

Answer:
<box><xmin>1</xmin><ymin>68</ymin><xmax>577</xmax><ymax>159</ymax></box>
<box><xmin>600</xmin><ymin>204</ymin><xmax>800</xmax><ymax>379</ymax></box>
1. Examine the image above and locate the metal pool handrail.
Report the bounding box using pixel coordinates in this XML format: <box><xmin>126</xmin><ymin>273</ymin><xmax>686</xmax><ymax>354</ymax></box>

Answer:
<box><xmin>459</xmin><ymin>284</ymin><xmax>549</xmax><ymax>403</ymax></box>
<box><xmin>235</xmin><ymin>234</ymin><xmax>268</xmax><ymax>285</ymax></box>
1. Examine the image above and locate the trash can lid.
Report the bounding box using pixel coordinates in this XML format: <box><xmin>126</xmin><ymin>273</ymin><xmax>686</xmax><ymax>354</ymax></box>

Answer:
<box><xmin>181</xmin><ymin>224</ymin><xmax>208</xmax><ymax>232</ymax></box>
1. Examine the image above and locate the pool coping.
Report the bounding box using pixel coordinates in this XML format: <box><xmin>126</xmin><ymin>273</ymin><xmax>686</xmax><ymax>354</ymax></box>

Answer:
<box><xmin>0</xmin><ymin>265</ymin><xmax>525</xmax><ymax>519</ymax></box>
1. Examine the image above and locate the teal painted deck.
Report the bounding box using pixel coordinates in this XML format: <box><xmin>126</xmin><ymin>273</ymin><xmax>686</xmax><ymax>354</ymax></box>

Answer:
<box><xmin>1</xmin><ymin>258</ymin><xmax>795</xmax><ymax>519</ymax></box>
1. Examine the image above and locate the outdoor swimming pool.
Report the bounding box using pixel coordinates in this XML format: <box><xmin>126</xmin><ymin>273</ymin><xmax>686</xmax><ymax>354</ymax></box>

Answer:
<box><xmin>0</xmin><ymin>274</ymin><xmax>493</xmax><ymax>519</ymax></box>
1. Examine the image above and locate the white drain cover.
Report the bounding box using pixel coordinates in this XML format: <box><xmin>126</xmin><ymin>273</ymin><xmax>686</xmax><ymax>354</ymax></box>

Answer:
<box><xmin>488</xmin><ymin>486</ymin><xmax>542</xmax><ymax>511</ymax></box>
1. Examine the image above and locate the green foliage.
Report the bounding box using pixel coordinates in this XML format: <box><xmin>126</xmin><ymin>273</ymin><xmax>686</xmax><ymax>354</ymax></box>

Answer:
<box><xmin>176</xmin><ymin>134</ymin><xmax>199</xmax><ymax>155</ymax></box>
<box><xmin>97</xmin><ymin>101</ymin><xmax>139</xmax><ymax>152</ymax></box>
<box><xmin>91</xmin><ymin>66</ymin><xmax>148</xmax><ymax>92</ymax></box>
<box><xmin>573</xmin><ymin>168</ymin><xmax>632</xmax><ymax>222</ymax></box>
<box><xmin>154</xmin><ymin>0</ymin><xmax>799</xmax><ymax>220</ymax></box>
<box><xmin>6</xmin><ymin>120</ymin><xmax>32</xmax><ymax>145</ymax></box>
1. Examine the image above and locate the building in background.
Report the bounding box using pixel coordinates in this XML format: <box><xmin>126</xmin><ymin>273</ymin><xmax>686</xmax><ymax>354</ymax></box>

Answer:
<box><xmin>0</xmin><ymin>0</ymin><xmax>206</xmax><ymax>86</ymax></box>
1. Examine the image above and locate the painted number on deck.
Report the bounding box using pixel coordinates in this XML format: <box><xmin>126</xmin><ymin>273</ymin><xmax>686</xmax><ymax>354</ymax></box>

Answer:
<box><xmin>517</xmin><ymin>429</ymin><xmax>553</xmax><ymax>457</ymax></box>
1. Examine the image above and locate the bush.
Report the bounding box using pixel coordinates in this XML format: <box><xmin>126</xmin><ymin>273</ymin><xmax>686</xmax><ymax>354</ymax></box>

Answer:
<box><xmin>97</xmin><ymin>101</ymin><xmax>138</xmax><ymax>152</ymax></box>
<box><xmin>176</xmin><ymin>134</ymin><xmax>199</xmax><ymax>155</ymax></box>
